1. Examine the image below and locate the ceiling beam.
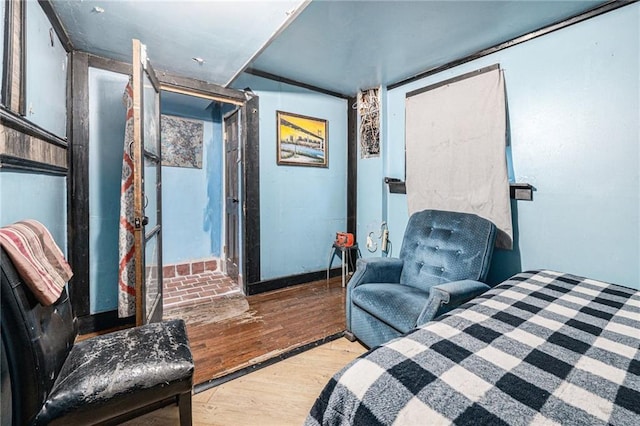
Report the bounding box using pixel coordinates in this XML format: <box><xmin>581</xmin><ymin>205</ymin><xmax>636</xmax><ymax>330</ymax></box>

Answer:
<box><xmin>243</xmin><ymin>68</ymin><xmax>349</xmax><ymax>100</ymax></box>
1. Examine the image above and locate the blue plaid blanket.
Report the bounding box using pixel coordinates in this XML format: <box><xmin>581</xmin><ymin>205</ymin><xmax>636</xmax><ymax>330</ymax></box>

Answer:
<box><xmin>306</xmin><ymin>270</ymin><xmax>640</xmax><ymax>425</ymax></box>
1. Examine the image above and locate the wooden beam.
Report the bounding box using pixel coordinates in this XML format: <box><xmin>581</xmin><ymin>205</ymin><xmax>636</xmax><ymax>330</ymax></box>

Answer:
<box><xmin>243</xmin><ymin>68</ymin><xmax>349</xmax><ymax>99</ymax></box>
<box><xmin>67</xmin><ymin>51</ymin><xmax>91</xmax><ymax>318</ymax></box>
<box><xmin>87</xmin><ymin>54</ymin><xmax>132</xmax><ymax>75</ymax></box>
<box><xmin>347</xmin><ymin>96</ymin><xmax>357</xmax><ymax>237</ymax></box>
<box><xmin>161</xmin><ymin>85</ymin><xmax>244</xmax><ymax>106</ymax></box>
<box><xmin>1</xmin><ymin>0</ymin><xmax>15</xmax><ymax>106</ymax></box>
<box><xmin>0</xmin><ymin>106</ymin><xmax>67</xmax><ymax>147</ymax></box>
<box><xmin>0</xmin><ymin>154</ymin><xmax>66</xmax><ymax>175</ymax></box>
<box><xmin>86</xmin><ymin>52</ymin><xmax>248</xmax><ymax>106</ymax></box>
<box><xmin>132</xmin><ymin>39</ymin><xmax>144</xmax><ymax>326</ymax></box>
<box><xmin>243</xmin><ymin>95</ymin><xmax>261</xmax><ymax>287</ymax></box>
<box><xmin>157</xmin><ymin>70</ymin><xmax>247</xmax><ymax>104</ymax></box>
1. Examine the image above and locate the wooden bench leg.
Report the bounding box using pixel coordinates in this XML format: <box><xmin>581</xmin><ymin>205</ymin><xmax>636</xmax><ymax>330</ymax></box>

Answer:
<box><xmin>178</xmin><ymin>391</ymin><xmax>193</xmax><ymax>426</ymax></box>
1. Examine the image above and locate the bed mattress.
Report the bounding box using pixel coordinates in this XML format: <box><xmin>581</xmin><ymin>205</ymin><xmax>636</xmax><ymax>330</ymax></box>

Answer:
<box><xmin>306</xmin><ymin>270</ymin><xmax>640</xmax><ymax>425</ymax></box>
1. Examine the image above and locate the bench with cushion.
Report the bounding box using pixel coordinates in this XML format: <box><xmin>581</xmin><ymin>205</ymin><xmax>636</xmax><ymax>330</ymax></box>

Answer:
<box><xmin>1</xmin><ymin>247</ymin><xmax>194</xmax><ymax>425</ymax></box>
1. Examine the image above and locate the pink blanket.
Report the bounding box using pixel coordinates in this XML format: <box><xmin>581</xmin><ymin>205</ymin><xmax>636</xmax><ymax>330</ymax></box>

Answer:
<box><xmin>0</xmin><ymin>220</ymin><xmax>73</xmax><ymax>305</ymax></box>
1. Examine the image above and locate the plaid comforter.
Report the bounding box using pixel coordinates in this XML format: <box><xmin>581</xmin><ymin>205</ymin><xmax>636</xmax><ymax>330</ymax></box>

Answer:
<box><xmin>306</xmin><ymin>270</ymin><xmax>640</xmax><ymax>425</ymax></box>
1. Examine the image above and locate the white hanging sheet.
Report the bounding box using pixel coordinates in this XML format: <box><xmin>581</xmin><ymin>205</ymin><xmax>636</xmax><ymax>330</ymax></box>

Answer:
<box><xmin>405</xmin><ymin>66</ymin><xmax>512</xmax><ymax>249</ymax></box>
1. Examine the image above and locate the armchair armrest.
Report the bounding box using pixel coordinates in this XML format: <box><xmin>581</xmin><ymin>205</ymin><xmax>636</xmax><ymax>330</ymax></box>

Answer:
<box><xmin>345</xmin><ymin>257</ymin><xmax>404</xmax><ymax>335</ymax></box>
<box><xmin>417</xmin><ymin>280</ymin><xmax>490</xmax><ymax>326</ymax></box>
<box><xmin>347</xmin><ymin>257</ymin><xmax>404</xmax><ymax>290</ymax></box>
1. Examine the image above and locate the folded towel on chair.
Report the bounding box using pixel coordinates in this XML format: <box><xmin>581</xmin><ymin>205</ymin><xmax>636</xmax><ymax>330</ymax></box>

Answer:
<box><xmin>0</xmin><ymin>220</ymin><xmax>73</xmax><ymax>305</ymax></box>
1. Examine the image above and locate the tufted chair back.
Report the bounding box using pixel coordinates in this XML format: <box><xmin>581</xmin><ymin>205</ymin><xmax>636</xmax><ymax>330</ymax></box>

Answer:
<box><xmin>398</xmin><ymin>210</ymin><xmax>496</xmax><ymax>290</ymax></box>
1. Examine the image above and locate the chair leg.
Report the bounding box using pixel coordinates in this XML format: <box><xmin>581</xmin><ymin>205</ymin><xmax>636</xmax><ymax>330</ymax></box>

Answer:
<box><xmin>344</xmin><ymin>330</ymin><xmax>356</xmax><ymax>342</ymax></box>
<box><xmin>178</xmin><ymin>391</ymin><xmax>193</xmax><ymax>426</ymax></box>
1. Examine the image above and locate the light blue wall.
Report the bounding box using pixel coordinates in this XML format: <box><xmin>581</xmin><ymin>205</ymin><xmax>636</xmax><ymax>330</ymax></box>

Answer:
<box><xmin>0</xmin><ymin>171</ymin><xmax>67</xmax><ymax>253</ymax></box>
<box><xmin>373</xmin><ymin>4</ymin><xmax>639</xmax><ymax>288</ymax></box>
<box><xmin>233</xmin><ymin>74</ymin><xmax>349</xmax><ymax>280</ymax></box>
<box><xmin>25</xmin><ymin>0</ymin><xmax>67</xmax><ymax>137</ymax></box>
<box><xmin>88</xmin><ymin>67</ymin><xmax>128</xmax><ymax>313</ymax></box>
<box><xmin>358</xmin><ymin>85</ymin><xmax>402</xmax><ymax>258</ymax></box>
<box><xmin>161</xmin><ymin>102</ymin><xmax>223</xmax><ymax>264</ymax></box>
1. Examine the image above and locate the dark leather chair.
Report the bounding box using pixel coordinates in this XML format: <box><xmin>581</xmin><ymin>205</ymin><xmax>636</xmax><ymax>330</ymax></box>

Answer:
<box><xmin>0</xmin><ymin>248</ymin><xmax>194</xmax><ymax>425</ymax></box>
<box><xmin>346</xmin><ymin>209</ymin><xmax>497</xmax><ymax>348</ymax></box>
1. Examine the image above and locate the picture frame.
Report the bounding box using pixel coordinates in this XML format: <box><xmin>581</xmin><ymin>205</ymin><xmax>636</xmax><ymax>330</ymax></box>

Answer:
<box><xmin>160</xmin><ymin>114</ymin><xmax>204</xmax><ymax>168</ymax></box>
<box><xmin>276</xmin><ymin>111</ymin><xmax>328</xmax><ymax>167</ymax></box>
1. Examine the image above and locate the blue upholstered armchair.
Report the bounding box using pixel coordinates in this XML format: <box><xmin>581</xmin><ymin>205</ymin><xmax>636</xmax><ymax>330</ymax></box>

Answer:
<box><xmin>346</xmin><ymin>209</ymin><xmax>497</xmax><ymax>348</ymax></box>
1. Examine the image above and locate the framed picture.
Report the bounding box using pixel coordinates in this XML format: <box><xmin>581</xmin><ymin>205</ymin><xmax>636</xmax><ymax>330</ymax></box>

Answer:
<box><xmin>161</xmin><ymin>114</ymin><xmax>204</xmax><ymax>168</ymax></box>
<box><xmin>277</xmin><ymin>111</ymin><xmax>328</xmax><ymax>167</ymax></box>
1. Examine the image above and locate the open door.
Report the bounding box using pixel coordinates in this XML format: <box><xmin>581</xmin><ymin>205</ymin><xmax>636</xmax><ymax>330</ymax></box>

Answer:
<box><xmin>224</xmin><ymin>109</ymin><xmax>240</xmax><ymax>282</ymax></box>
<box><xmin>131</xmin><ymin>39</ymin><xmax>163</xmax><ymax>325</ymax></box>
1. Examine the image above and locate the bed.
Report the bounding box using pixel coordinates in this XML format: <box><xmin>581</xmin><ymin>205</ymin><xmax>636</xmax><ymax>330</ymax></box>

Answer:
<box><xmin>306</xmin><ymin>270</ymin><xmax>639</xmax><ymax>425</ymax></box>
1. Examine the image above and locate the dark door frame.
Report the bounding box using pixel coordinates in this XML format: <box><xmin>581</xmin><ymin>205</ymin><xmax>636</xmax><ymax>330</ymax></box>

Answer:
<box><xmin>68</xmin><ymin>52</ymin><xmax>260</xmax><ymax>333</ymax></box>
<box><xmin>241</xmin><ymin>95</ymin><xmax>260</xmax><ymax>288</ymax></box>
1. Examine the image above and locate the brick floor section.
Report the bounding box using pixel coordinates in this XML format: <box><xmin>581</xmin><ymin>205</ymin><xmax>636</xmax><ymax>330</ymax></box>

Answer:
<box><xmin>164</xmin><ymin>259</ymin><xmax>218</xmax><ymax>279</ymax></box>
<box><xmin>163</xmin><ymin>271</ymin><xmax>241</xmax><ymax>310</ymax></box>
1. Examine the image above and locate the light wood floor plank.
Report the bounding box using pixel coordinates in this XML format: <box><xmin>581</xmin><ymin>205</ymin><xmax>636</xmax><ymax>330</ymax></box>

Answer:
<box><xmin>124</xmin><ymin>338</ymin><xmax>367</xmax><ymax>425</ymax></box>
<box><xmin>122</xmin><ymin>277</ymin><xmax>362</xmax><ymax>425</ymax></box>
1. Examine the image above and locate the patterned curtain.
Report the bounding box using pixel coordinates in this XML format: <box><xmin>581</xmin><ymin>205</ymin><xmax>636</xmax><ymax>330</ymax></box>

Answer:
<box><xmin>118</xmin><ymin>80</ymin><xmax>136</xmax><ymax>317</ymax></box>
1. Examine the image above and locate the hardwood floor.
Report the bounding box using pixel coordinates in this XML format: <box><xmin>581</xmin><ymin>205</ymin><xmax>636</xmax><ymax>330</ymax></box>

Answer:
<box><xmin>123</xmin><ymin>338</ymin><xmax>367</xmax><ymax>425</ymax></box>
<box><xmin>124</xmin><ymin>277</ymin><xmax>364</xmax><ymax>425</ymax></box>
<box><xmin>165</xmin><ymin>276</ymin><xmax>347</xmax><ymax>387</ymax></box>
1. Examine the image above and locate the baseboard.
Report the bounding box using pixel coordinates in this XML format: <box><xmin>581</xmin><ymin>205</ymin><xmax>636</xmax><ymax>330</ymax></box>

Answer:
<box><xmin>77</xmin><ymin>268</ymin><xmax>341</xmax><ymax>333</ymax></box>
<box><xmin>246</xmin><ymin>267</ymin><xmax>342</xmax><ymax>295</ymax></box>
<box><xmin>77</xmin><ymin>310</ymin><xmax>134</xmax><ymax>335</ymax></box>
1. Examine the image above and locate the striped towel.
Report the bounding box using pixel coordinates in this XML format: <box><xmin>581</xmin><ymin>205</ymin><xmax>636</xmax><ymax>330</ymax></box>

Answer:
<box><xmin>0</xmin><ymin>220</ymin><xmax>73</xmax><ymax>305</ymax></box>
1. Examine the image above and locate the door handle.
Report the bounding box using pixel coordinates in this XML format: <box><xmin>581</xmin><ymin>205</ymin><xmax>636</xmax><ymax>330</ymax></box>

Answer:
<box><xmin>134</xmin><ymin>216</ymin><xmax>149</xmax><ymax>228</ymax></box>
<box><xmin>232</xmin><ymin>198</ymin><xmax>239</xmax><ymax>203</ymax></box>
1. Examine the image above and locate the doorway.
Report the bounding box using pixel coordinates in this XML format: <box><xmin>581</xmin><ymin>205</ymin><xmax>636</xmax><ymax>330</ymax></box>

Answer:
<box><xmin>159</xmin><ymin>90</ymin><xmax>243</xmax><ymax>312</ymax></box>
<box><xmin>72</xmin><ymin>54</ymin><xmax>257</xmax><ymax>332</ymax></box>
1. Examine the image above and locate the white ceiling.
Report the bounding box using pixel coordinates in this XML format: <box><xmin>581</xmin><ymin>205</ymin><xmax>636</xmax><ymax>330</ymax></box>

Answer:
<box><xmin>50</xmin><ymin>0</ymin><xmax>610</xmax><ymax>96</ymax></box>
<box><xmin>50</xmin><ymin>0</ymin><xmax>307</xmax><ymax>86</ymax></box>
<box><xmin>249</xmin><ymin>0</ymin><xmax>610</xmax><ymax>95</ymax></box>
